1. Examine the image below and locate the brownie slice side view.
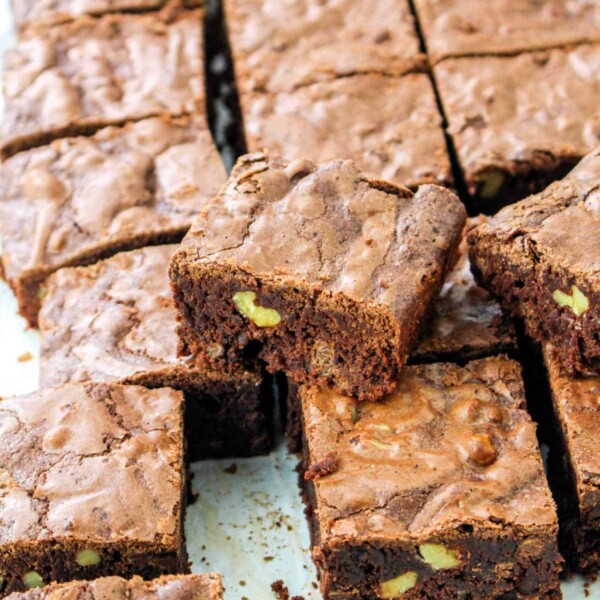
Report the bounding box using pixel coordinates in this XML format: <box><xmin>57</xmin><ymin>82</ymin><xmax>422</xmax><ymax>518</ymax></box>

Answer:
<box><xmin>170</xmin><ymin>152</ymin><xmax>466</xmax><ymax>402</ymax></box>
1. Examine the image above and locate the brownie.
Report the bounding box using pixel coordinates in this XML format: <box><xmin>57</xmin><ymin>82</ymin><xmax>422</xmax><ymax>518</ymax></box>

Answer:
<box><xmin>241</xmin><ymin>73</ymin><xmax>453</xmax><ymax>190</ymax></box>
<box><xmin>0</xmin><ymin>382</ymin><xmax>186</xmax><ymax>596</ymax></box>
<box><xmin>11</xmin><ymin>0</ymin><xmax>203</xmax><ymax>30</ymax></box>
<box><xmin>542</xmin><ymin>344</ymin><xmax>600</xmax><ymax>576</ymax></box>
<box><xmin>39</xmin><ymin>245</ymin><xmax>273</xmax><ymax>460</ymax></box>
<box><xmin>0</xmin><ymin>115</ymin><xmax>226</xmax><ymax>328</ymax></box>
<box><xmin>413</xmin><ymin>0</ymin><xmax>600</xmax><ymax>62</ymax></box>
<box><xmin>0</xmin><ymin>10</ymin><xmax>205</xmax><ymax>158</ymax></box>
<box><xmin>224</xmin><ymin>0</ymin><xmax>424</xmax><ymax>95</ymax></box>
<box><xmin>300</xmin><ymin>356</ymin><xmax>562</xmax><ymax>599</ymax></box>
<box><xmin>5</xmin><ymin>574</ymin><xmax>223</xmax><ymax>599</ymax></box>
<box><xmin>170</xmin><ymin>152</ymin><xmax>466</xmax><ymax>402</ymax></box>
<box><xmin>468</xmin><ymin>147</ymin><xmax>600</xmax><ymax>375</ymax></box>
<box><xmin>434</xmin><ymin>46</ymin><xmax>600</xmax><ymax>211</ymax></box>
<box><xmin>411</xmin><ymin>216</ymin><xmax>517</xmax><ymax>364</ymax></box>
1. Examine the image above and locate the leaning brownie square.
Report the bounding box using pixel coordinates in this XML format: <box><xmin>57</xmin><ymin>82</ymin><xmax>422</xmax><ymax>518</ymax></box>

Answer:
<box><xmin>468</xmin><ymin>147</ymin><xmax>600</xmax><ymax>375</ymax></box>
<box><xmin>170</xmin><ymin>152</ymin><xmax>466</xmax><ymax>402</ymax></box>
<box><xmin>0</xmin><ymin>383</ymin><xmax>186</xmax><ymax>595</ymax></box>
<box><xmin>300</xmin><ymin>357</ymin><xmax>562</xmax><ymax>599</ymax></box>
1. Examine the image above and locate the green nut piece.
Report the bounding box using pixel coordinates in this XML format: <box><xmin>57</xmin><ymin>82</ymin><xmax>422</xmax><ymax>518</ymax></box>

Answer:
<box><xmin>76</xmin><ymin>548</ymin><xmax>101</xmax><ymax>567</ymax></box>
<box><xmin>368</xmin><ymin>438</ymin><xmax>392</xmax><ymax>450</ymax></box>
<box><xmin>478</xmin><ymin>170</ymin><xmax>506</xmax><ymax>199</ymax></box>
<box><xmin>22</xmin><ymin>571</ymin><xmax>44</xmax><ymax>589</ymax></box>
<box><xmin>552</xmin><ymin>285</ymin><xmax>589</xmax><ymax>316</ymax></box>
<box><xmin>348</xmin><ymin>404</ymin><xmax>360</xmax><ymax>424</ymax></box>
<box><xmin>233</xmin><ymin>291</ymin><xmax>281</xmax><ymax>327</ymax></box>
<box><xmin>380</xmin><ymin>572</ymin><xmax>418</xmax><ymax>597</ymax></box>
<box><xmin>419</xmin><ymin>543</ymin><xmax>461</xmax><ymax>569</ymax></box>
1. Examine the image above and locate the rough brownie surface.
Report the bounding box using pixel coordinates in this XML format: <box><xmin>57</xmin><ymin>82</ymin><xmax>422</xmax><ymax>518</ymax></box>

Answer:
<box><xmin>301</xmin><ymin>356</ymin><xmax>561</xmax><ymax>599</ymax></box>
<box><xmin>224</xmin><ymin>0</ymin><xmax>423</xmax><ymax>94</ymax></box>
<box><xmin>412</xmin><ymin>217</ymin><xmax>516</xmax><ymax>364</ymax></box>
<box><xmin>0</xmin><ymin>115</ymin><xmax>225</xmax><ymax>327</ymax></box>
<box><xmin>5</xmin><ymin>574</ymin><xmax>223</xmax><ymax>600</ymax></box>
<box><xmin>0</xmin><ymin>383</ymin><xmax>185</xmax><ymax>595</ymax></box>
<box><xmin>468</xmin><ymin>147</ymin><xmax>600</xmax><ymax>375</ymax></box>
<box><xmin>413</xmin><ymin>0</ymin><xmax>600</xmax><ymax>62</ymax></box>
<box><xmin>435</xmin><ymin>46</ymin><xmax>600</xmax><ymax>209</ymax></box>
<box><xmin>1</xmin><ymin>10</ymin><xmax>204</xmax><ymax>158</ymax></box>
<box><xmin>171</xmin><ymin>152</ymin><xmax>465</xmax><ymax>402</ymax></box>
<box><xmin>39</xmin><ymin>245</ymin><xmax>272</xmax><ymax>459</ymax></box>
<box><xmin>543</xmin><ymin>345</ymin><xmax>600</xmax><ymax>575</ymax></box>
<box><xmin>242</xmin><ymin>73</ymin><xmax>452</xmax><ymax>190</ymax></box>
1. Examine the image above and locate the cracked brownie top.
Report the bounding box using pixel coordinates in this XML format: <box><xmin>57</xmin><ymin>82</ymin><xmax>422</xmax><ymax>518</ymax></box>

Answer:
<box><xmin>301</xmin><ymin>356</ymin><xmax>557</xmax><ymax>542</ymax></box>
<box><xmin>0</xmin><ymin>383</ymin><xmax>184</xmax><ymax>546</ymax></box>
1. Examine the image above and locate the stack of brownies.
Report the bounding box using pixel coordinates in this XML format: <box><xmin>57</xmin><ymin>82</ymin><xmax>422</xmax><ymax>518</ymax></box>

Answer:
<box><xmin>0</xmin><ymin>0</ymin><xmax>599</xmax><ymax>599</ymax></box>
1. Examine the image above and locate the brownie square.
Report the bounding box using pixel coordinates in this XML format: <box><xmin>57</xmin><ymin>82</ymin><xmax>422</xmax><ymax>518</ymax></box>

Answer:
<box><xmin>5</xmin><ymin>574</ymin><xmax>223</xmax><ymax>599</ymax></box>
<box><xmin>300</xmin><ymin>357</ymin><xmax>562</xmax><ymax>599</ymax></box>
<box><xmin>241</xmin><ymin>73</ymin><xmax>453</xmax><ymax>190</ymax></box>
<box><xmin>0</xmin><ymin>10</ymin><xmax>205</xmax><ymax>158</ymax></box>
<box><xmin>413</xmin><ymin>0</ymin><xmax>600</xmax><ymax>62</ymax></box>
<box><xmin>170</xmin><ymin>152</ymin><xmax>466</xmax><ymax>402</ymax></box>
<box><xmin>0</xmin><ymin>115</ymin><xmax>226</xmax><ymax>328</ymax></box>
<box><xmin>411</xmin><ymin>216</ymin><xmax>517</xmax><ymax>364</ymax></box>
<box><xmin>11</xmin><ymin>0</ymin><xmax>203</xmax><ymax>30</ymax></box>
<box><xmin>0</xmin><ymin>383</ymin><xmax>186</xmax><ymax>596</ymax></box>
<box><xmin>39</xmin><ymin>245</ymin><xmax>273</xmax><ymax>460</ymax></box>
<box><xmin>224</xmin><ymin>0</ymin><xmax>424</xmax><ymax>95</ymax></box>
<box><xmin>434</xmin><ymin>46</ymin><xmax>600</xmax><ymax>210</ymax></box>
<box><xmin>468</xmin><ymin>147</ymin><xmax>600</xmax><ymax>375</ymax></box>
<box><xmin>543</xmin><ymin>344</ymin><xmax>600</xmax><ymax>576</ymax></box>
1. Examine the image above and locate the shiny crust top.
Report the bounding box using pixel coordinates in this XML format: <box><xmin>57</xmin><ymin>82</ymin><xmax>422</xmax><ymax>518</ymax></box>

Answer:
<box><xmin>0</xmin><ymin>383</ymin><xmax>184</xmax><ymax>546</ymax></box>
<box><xmin>435</xmin><ymin>47</ymin><xmax>600</xmax><ymax>180</ymax></box>
<box><xmin>225</xmin><ymin>0</ymin><xmax>424</xmax><ymax>94</ymax></box>
<box><xmin>0</xmin><ymin>116</ymin><xmax>226</xmax><ymax>282</ymax></box>
<box><xmin>243</xmin><ymin>73</ymin><xmax>452</xmax><ymax>189</ymax></box>
<box><xmin>177</xmin><ymin>152</ymin><xmax>465</xmax><ymax>321</ymax></box>
<box><xmin>413</xmin><ymin>0</ymin><xmax>600</xmax><ymax>62</ymax></box>
<box><xmin>301</xmin><ymin>357</ymin><xmax>557</xmax><ymax>542</ymax></box>
<box><xmin>1</xmin><ymin>10</ymin><xmax>205</xmax><ymax>156</ymax></box>
<box><xmin>5</xmin><ymin>574</ymin><xmax>223</xmax><ymax>600</ymax></box>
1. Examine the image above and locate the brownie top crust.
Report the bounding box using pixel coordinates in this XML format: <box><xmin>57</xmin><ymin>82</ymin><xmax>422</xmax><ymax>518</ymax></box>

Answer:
<box><xmin>302</xmin><ymin>357</ymin><xmax>557</xmax><ymax>542</ymax></box>
<box><xmin>225</xmin><ymin>0</ymin><xmax>424</xmax><ymax>94</ymax></box>
<box><xmin>0</xmin><ymin>383</ymin><xmax>184</xmax><ymax>546</ymax></box>
<box><xmin>435</xmin><ymin>47</ymin><xmax>600</xmax><ymax>179</ymax></box>
<box><xmin>414</xmin><ymin>0</ymin><xmax>600</xmax><ymax>62</ymax></box>
<box><xmin>5</xmin><ymin>574</ymin><xmax>223</xmax><ymax>599</ymax></box>
<box><xmin>0</xmin><ymin>116</ymin><xmax>226</xmax><ymax>283</ymax></box>
<box><xmin>177</xmin><ymin>151</ymin><xmax>465</xmax><ymax>316</ymax></box>
<box><xmin>1</xmin><ymin>10</ymin><xmax>205</xmax><ymax>157</ymax></box>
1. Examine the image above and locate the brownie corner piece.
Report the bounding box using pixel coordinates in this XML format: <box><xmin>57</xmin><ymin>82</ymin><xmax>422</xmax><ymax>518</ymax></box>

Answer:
<box><xmin>170</xmin><ymin>152</ymin><xmax>466</xmax><ymax>402</ymax></box>
<box><xmin>468</xmin><ymin>147</ymin><xmax>600</xmax><ymax>375</ymax></box>
<box><xmin>0</xmin><ymin>382</ymin><xmax>186</xmax><ymax>595</ymax></box>
<box><xmin>300</xmin><ymin>356</ymin><xmax>562</xmax><ymax>599</ymax></box>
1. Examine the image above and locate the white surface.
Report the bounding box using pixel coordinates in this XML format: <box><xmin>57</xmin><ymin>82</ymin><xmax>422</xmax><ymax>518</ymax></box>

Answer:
<box><xmin>0</xmin><ymin>0</ymin><xmax>598</xmax><ymax>598</ymax></box>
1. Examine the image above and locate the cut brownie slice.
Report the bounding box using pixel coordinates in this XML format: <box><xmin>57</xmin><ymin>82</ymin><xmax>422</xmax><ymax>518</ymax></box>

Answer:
<box><xmin>0</xmin><ymin>383</ymin><xmax>186</xmax><ymax>596</ymax></box>
<box><xmin>543</xmin><ymin>344</ymin><xmax>600</xmax><ymax>576</ymax></box>
<box><xmin>468</xmin><ymin>147</ymin><xmax>600</xmax><ymax>375</ymax></box>
<box><xmin>170</xmin><ymin>152</ymin><xmax>466</xmax><ymax>402</ymax></box>
<box><xmin>413</xmin><ymin>0</ymin><xmax>600</xmax><ymax>62</ymax></box>
<box><xmin>5</xmin><ymin>574</ymin><xmax>223</xmax><ymax>599</ymax></box>
<box><xmin>39</xmin><ymin>245</ymin><xmax>272</xmax><ymax>460</ymax></box>
<box><xmin>224</xmin><ymin>0</ymin><xmax>424</xmax><ymax>94</ymax></box>
<box><xmin>434</xmin><ymin>46</ymin><xmax>600</xmax><ymax>211</ymax></box>
<box><xmin>0</xmin><ymin>10</ymin><xmax>205</xmax><ymax>158</ymax></box>
<box><xmin>0</xmin><ymin>115</ymin><xmax>226</xmax><ymax>328</ymax></box>
<box><xmin>411</xmin><ymin>216</ymin><xmax>517</xmax><ymax>364</ymax></box>
<box><xmin>300</xmin><ymin>357</ymin><xmax>562</xmax><ymax>599</ymax></box>
<box><xmin>241</xmin><ymin>73</ymin><xmax>452</xmax><ymax>190</ymax></box>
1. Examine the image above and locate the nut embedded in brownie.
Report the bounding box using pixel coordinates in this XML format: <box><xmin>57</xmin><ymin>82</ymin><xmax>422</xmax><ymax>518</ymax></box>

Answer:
<box><xmin>0</xmin><ymin>383</ymin><xmax>186</xmax><ymax>595</ymax></box>
<box><xmin>468</xmin><ymin>146</ymin><xmax>600</xmax><ymax>375</ymax></box>
<box><xmin>169</xmin><ymin>152</ymin><xmax>466</xmax><ymax>402</ymax></box>
<box><xmin>300</xmin><ymin>356</ymin><xmax>562</xmax><ymax>599</ymax></box>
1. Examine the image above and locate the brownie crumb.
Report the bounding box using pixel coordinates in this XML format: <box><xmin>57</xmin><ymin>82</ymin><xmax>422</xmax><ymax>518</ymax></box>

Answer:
<box><xmin>223</xmin><ymin>463</ymin><xmax>238</xmax><ymax>474</ymax></box>
<box><xmin>270</xmin><ymin>580</ymin><xmax>304</xmax><ymax>600</ymax></box>
<box><xmin>304</xmin><ymin>452</ymin><xmax>338</xmax><ymax>480</ymax></box>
